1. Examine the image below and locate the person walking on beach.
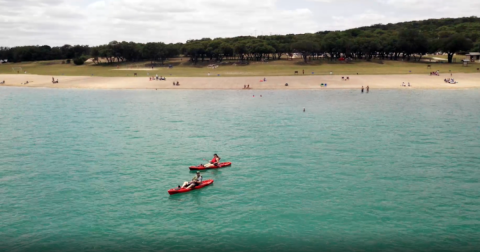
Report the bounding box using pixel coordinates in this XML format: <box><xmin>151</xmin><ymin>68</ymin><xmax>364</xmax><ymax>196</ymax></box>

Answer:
<box><xmin>303</xmin><ymin>69</ymin><xmax>304</xmax><ymax>75</ymax></box>
<box><xmin>361</xmin><ymin>86</ymin><xmax>364</xmax><ymax>93</ymax></box>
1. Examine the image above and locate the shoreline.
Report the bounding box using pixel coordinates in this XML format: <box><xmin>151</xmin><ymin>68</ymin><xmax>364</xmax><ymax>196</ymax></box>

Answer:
<box><xmin>1</xmin><ymin>73</ymin><xmax>479</xmax><ymax>90</ymax></box>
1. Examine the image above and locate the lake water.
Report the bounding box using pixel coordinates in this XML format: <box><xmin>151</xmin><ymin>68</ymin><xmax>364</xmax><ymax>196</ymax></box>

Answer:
<box><xmin>1</xmin><ymin>87</ymin><xmax>479</xmax><ymax>252</ymax></box>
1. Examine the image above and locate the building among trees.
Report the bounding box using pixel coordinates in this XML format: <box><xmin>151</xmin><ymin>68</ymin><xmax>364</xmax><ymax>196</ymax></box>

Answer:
<box><xmin>466</xmin><ymin>52</ymin><xmax>480</xmax><ymax>62</ymax></box>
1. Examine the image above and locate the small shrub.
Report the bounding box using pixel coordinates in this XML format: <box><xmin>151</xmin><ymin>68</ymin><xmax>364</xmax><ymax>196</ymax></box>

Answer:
<box><xmin>73</xmin><ymin>56</ymin><xmax>87</xmax><ymax>66</ymax></box>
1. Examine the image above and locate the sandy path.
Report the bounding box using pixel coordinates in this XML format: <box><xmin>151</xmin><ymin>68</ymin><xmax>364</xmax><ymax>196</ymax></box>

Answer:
<box><xmin>1</xmin><ymin>74</ymin><xmax>479</xmax><ymax>90</ymax></box>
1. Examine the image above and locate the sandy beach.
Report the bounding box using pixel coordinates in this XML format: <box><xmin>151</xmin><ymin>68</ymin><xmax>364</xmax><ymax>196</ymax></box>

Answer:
<box><xmin>0</xmin><ymin>73</ymin><xmax>479</xmax><ymax>90</ymax></box>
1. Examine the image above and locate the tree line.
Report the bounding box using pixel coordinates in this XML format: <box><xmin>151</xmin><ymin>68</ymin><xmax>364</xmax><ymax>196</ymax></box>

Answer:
<box><xmin>1</xmin><ymin>16</ymin><xmax>480</xmax><ymax>65</ymax></box>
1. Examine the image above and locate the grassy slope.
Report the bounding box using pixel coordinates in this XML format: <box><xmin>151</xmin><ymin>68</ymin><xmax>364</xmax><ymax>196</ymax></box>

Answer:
<box><xmin>1</xmin><ymin>57</ymin><xmax>479</xmax><ymax>77</ymax></box>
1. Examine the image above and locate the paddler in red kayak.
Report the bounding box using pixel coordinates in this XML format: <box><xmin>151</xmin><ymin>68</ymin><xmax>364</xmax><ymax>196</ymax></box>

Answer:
<box><xmin>179</xmin><ymin>172</ymin><xmax>203</xmax><ymax>189</ymax></box>
<box><xmin>202</xmin><ymin>154</ymin><xmax>220</xmax><ymax>168</ymax></box>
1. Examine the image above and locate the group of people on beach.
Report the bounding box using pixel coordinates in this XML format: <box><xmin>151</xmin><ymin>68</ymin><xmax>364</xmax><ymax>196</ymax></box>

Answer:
<box><xmin>402</xmin><ymin>82</ymin><xmax>411</xmax><ymax>87</ymax></box>
<box><xmin>341</xmin><ymin>76</ymin><xmax>350</xmax><ymax>81</ymax></box>
<box><xmin>179</xmin><ymin>154</ymin><xmax>221</xmax><ymax>189</ymax></box>
<box><xmin>0</xmin><ymin>80</ymin><xmax>4</xmax><ymax>84</ymax></box>
<box><xmin>150</xmin><ymin>75</ymin><xmax>166</xmax><ymax>81</ymax></box>
<box><xmin>430</xmin><ymin>71</ymin><xmax>440</xmax><ymax>76</ymax></box>
<box><xmin>444</xmin><ymin>78</ymin><xmax>457</xmax><ymax>84</ymax></box>
<box><xmin>243</xmin><ymin>85</ymin><xmax>251</xmax><ymax>89</ymax></box>
<box><xmin>173</xmin><ymin>81</ymin><xmax>180</xmax><ymax>86</ymax></box>
<box><xmin>361</xmin><ymin>86</ymin><xmax>370</xmax><ymax>93</ymax></box>
<box><xmin>51</xmin><ymin>77</ymin><xmax>59</xmax><ymax>84</ymax></box>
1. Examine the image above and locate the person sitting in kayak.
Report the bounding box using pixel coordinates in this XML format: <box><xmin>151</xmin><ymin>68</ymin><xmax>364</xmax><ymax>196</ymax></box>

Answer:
<box><xmin>203</xmin><ymin>154</ymin><xmax>220</xmax><ymax>168</ymax></box>
<box><xmin>179</xmin><ymin>172</ymin><xmax>203</xmax><ymax>189</ymax></box>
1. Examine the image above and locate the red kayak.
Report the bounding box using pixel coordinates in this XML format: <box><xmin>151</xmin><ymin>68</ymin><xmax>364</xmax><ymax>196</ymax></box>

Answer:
<box><xmin>189</xmin><ymin>162</ymin><xmax>232</xmax><ymax>170</ymax></box>
<box><xmin>168</xmin><ymin>179</ymin><xmax>214</xmax><ymax>195</ymax></box>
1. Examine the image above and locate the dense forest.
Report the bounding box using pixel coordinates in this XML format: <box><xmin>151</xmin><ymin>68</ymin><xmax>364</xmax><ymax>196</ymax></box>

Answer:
<box><xmin>1</xmin><ymin>17</ymin><xmax>480</xmax><ymax>65</ymax></box>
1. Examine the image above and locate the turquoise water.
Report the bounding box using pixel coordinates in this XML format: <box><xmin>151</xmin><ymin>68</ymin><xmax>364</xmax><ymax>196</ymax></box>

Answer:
<box><xmin>1</xmin><ymin>87</ymin><xmax>480</xmax><ymax>252</ymax></box>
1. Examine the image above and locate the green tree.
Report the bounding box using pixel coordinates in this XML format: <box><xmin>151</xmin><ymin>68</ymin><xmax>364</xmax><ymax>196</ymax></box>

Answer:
<box><xmin>441</xmin><ymin>34</ymin><xmax>474</xmax><ymax>63</ymax></box>
<box><xmin>91</xmin><ymin>48</ymin><xmax>100</xmax><ymax>64</ymax></box>
<box><xmin>234</xmin><ymin>41</ymin><xmax>248</xmax><ymax>61</ymax></box>
<box><xmin>398</xmin><ymin>29</ymin><xmax>429</xmax><ymax>61</ymax></box>
<box><xmin>291</xmin><ymin>40</ymin><xmax>318</xmax><ymax>63</ymax></box>
<box><xmin>471</xmin><ymin>41</ymin><xmax>480</xmax><ymax>52</ymax></box>
<box><xmin>142</xmin><ymin>42</ymin><xmax>168</xmax><ymax>64</ymax></box>
<box><xmin>73</xmin><ymin>56</ymin><xmax>88</xmax><ymax>65</ymax></box>
<box><xmin>220</xmin><ymin>43</ymin><xmax>234</xmax><ymax>60</ymax></box>
<box><xmin>322</xmin><ymin>32</ymin><xmax>341</xmax><ymax>61</ymax></box>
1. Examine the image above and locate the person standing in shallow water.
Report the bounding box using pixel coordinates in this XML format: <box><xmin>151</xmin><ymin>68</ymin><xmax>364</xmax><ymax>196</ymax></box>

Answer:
<box><xmin>367</xmin><ymin>86</ymin><xmax>370</xmax><ymax>93</ymax></box>
<box><xmin>361</xmin><ymin>86</ymin><xmax>364</xmax><ymax>93</ymax></box>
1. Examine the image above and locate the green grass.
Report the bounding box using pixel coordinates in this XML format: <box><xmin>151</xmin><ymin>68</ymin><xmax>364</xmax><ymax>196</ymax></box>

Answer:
<box><xmin>1</xmin><ymin>58</ymin><xmax>479</xmax><ymax>77</ymax></box>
